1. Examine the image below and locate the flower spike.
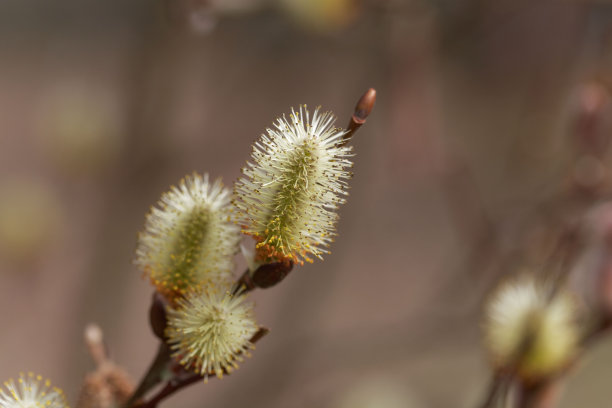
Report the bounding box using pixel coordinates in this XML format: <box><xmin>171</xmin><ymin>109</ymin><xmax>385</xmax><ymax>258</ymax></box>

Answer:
<box><xmin>0</xmin><ymin>373</ymin><xmax>68</xmax><ymax>408</ymax></box>
<box><xmin>234</xmin><ymin>105</ymin><xmax>353</xmax><ymax>265</ymax></box>
<box><xmin>166</xmin><ymin>283</ymin><xmax>259</xmax><ymax>381</ymax></box>
<box><xmin>135</xmin><ymin>173</ymin><xmax>241</xmax><ymax>302</ymax></box>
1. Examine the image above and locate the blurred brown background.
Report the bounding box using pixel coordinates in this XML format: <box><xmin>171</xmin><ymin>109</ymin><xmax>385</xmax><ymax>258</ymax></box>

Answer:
<box><xmin>2</xmin><ymin>0</ymin><xmax>612</xmax><ymax>407</ymax></box>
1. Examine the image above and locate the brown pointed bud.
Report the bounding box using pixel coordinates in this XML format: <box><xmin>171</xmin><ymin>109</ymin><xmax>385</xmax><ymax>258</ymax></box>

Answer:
<box><xmin>342</xmin><ymin>88</ymin><xmax>376</xmax><ymax>143</ymax></box>
<box><xmin>252</xmin><ymin>261</ymin><xmax>294</xmax><ymax>288</ymax></box>
<box><xmin>353</xmin><ymin>88</ymin><xmax>377</xmax><ymax>123</ymax></box>
<box><xmin>150</xmin><ymin>292</ymin><xmax>169</xmax><ymax>340</ymax></box>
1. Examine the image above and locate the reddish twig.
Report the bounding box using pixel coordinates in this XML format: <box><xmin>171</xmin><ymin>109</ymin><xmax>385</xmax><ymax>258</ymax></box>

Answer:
<box><xmin>132</xmin><ymin>327</ymin><xmax>269</xmax><ymax>408</ymax></box>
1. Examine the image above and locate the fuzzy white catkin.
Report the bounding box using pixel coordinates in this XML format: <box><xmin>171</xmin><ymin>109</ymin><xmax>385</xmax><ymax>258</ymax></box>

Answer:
<box><xmin>0</xmin><ymin>373</ymin><xmax>68</xmax><ymax>408</ymax></box>
<box><xmin>234</xmin><ymin>106</ymin><xmax>353</xmax><ymax>265</ymax></box>
<box><xmin>135</xmin><ymin>173</ymin><xmax>240</xmax><ymax>301</ymax></box>
<box><xmin>166</xmin><ymin>284</ymin><xmax>258</xmax><ymax>380</ymax></box>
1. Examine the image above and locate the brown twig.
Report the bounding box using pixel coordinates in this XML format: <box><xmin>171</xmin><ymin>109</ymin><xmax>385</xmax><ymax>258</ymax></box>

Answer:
<box><xmin>79</xmin><ymin>324</ymin><xmax>135</xmax><ymax>408</ymax></box>
<box><xmin>130</xmin><ymin>262</ymin><xmax>282</xmax><ymax>408</ymax></box>
<box><xmin>132</xmin><ymin>327</ymin><xmax>269</xmax><ymax>408</ymax></box>
<box><xmin>544</xmin><ymin>226</ymin><xmax>582</xmax><ymax>301</ymax></box>
<box><xmin>84</xmin><ymin>324</ymin><xmax>108</xmax><ymax>368</ymax></box>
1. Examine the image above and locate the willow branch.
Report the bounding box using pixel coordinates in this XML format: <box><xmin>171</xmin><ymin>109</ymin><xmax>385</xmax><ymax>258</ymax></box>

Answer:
<box><xmin>132</xmin><ymin>327</ymin><xmax>269</xmax><ymax>408</ymax></box>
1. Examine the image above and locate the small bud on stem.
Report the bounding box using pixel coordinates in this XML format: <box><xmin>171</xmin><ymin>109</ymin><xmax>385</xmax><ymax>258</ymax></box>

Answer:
<box><xmin>342</xmin><ymin>88</ymin><xmax>377</xmax><ymax>143</ymax></box>
<box><xmin>149</xmin><ymin>292</ymin><xmax>169</xmax><ymax>340</ymax></box>
<box><xmin>252</xmin><ymin>261</ymin><xmax>294</xmax><ymax>288</ymax></box>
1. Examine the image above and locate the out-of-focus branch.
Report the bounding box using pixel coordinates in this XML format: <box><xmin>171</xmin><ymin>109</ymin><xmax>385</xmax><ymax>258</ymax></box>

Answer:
<box><xmin>77</xmin><ymin>324</ymin><xmax>135</xmax><ymax>408</ymax></box>
<box><xmin>516</xmin><ymin>380</ymin><xmax>562</xmax><ymax>408</ymax></box>
<box><xmin>85</xmin><ymin>324</ymin><xmax>108</xmax><ymax>368</ymax></box>
<box><xmin>477</xmin><ymin>372</ymin><xmax>507</xmax><ymax>408</ymax></box>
